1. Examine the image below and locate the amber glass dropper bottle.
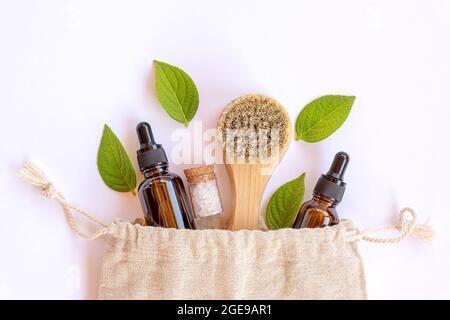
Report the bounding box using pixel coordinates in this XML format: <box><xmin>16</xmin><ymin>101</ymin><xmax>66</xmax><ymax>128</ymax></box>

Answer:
<box><xmin>136</xmin><ymin>122</ymin><xmax>195</xmax><ymax>229</ymax></box>
<box><xmin>293</xmin><ymin>152</ymin><xmax>349</xmax><ymax>229</ymax></box>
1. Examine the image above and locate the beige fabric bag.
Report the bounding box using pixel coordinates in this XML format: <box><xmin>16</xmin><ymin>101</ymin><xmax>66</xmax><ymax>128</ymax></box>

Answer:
<box><xmin>98</xmin><ymin>220</ymin><xmax>365</xmax><ymax>299</ymax></box>
<box><xmin>18</xmin><ymin>162</ymin><xmax>434</xmax><ymax>300</ymax></box>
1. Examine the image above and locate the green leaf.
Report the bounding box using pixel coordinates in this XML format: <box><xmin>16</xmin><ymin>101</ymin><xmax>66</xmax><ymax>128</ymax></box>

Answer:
<box><xmin>97</xmin><ymin>124</ymin><xmax>137</xmax><ymax>195</ymax></box>
<box><xmin>154</xmin><ymin>60</ymin><xmax>199</xmax><ymax>126</ymax></box>
<box><xmin>295</xmin><ymin>95</ymin><xmax>355</xmax><ymax>142</ymax></box>
<box><xmin>266</xmin><ymin>173</ymin><xmax>306</xmax><ymax>230</ymax></box>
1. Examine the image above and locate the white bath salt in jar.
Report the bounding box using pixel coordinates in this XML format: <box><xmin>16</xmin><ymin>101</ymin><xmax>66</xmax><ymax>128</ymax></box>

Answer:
<box><xmin>184</xmin><ymin>165</ymin><xmax>224</xmax><ymax>220</ymax></box>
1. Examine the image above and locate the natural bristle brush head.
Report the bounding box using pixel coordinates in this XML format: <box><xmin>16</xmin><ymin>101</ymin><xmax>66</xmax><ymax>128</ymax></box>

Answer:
<box><xmin>217</xmin><ymin>94</ymin><xmax>291</xmax><ymax>164</ymax></box>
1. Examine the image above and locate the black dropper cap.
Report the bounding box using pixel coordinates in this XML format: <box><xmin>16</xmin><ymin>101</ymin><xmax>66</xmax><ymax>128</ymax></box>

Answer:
<box><xmin>136</xmin><ymin>122</ymin><xmax>168</xmax><ymax>172</ymax></box>
<box><xmin>313</xmin><ymin>152</ymin><xmax>349</xmax><ymax>202</ymax></box>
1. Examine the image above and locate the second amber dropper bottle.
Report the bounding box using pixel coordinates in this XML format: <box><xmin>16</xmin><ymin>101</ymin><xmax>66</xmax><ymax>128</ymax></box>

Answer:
<box><xmin>293</xmin><ymin>152</ymin><xmax>349</xmax><ymax>229</ymax></box>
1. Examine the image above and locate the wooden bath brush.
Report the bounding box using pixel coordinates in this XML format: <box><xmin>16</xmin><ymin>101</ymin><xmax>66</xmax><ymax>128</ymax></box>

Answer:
<box><xmin>217</xmin><ymin>94</ymin><xmax>292</xmax><ymax>230</ymax></box>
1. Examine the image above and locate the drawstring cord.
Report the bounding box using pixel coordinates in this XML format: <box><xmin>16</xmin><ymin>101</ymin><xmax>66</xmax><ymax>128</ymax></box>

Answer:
<box><xmin>17</xmin><ymin>161</ymin><xmax>435</xmax><ymax>244</ymax></box>
<box><xmin>17</xmin><ymin>161</ymin><xmax>112</xmax><ymax>240</ymax></box>
<box><xmin>344</xmin><ymin>207</ymin><xmax>435</xmax><ymax>244</ymax></box>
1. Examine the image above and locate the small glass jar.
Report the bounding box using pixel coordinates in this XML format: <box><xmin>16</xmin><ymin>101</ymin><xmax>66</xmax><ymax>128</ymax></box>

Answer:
<box><xmin>184</xmin><ymin>165</ymin><xmax>224</xmax><ymax>227</ymax></box>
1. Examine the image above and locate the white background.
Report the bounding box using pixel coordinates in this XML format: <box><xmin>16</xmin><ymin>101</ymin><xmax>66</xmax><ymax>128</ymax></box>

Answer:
<box><xmin>1</xmin><ymin>0</ymin><xmax>449</xmax><ymax>299</ymax></box>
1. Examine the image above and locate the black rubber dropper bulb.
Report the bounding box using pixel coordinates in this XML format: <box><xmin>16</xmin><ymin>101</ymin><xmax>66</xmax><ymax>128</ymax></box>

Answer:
<box><xmin>326</xmin><ymin>151</ymin><xmax>350</xmax><ymax>181</ymax></box>
<box><xmin>313</xmin><ymin>151</ymin><xmax>350</xmax><ymax>203</ymax></box>
<box><xmin>137</xmin><ymin>122</ymin><xmax>156</xmax><ymax>149</ymax></box>
<box><xmin>136</xmin><ymin>122</ymin><xmax>168</xmax><ymax>172</ymax></box>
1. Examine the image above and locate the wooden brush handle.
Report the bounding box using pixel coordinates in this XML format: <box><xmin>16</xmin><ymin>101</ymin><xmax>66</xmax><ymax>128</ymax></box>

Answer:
<box><xmin>227</xmin><ymin>164</ymin><xmax>270</xmax><ymax>230</ymax></box>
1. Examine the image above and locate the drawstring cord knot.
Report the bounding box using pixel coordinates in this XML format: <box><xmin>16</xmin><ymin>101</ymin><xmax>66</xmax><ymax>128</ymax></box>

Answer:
<box><xmin>345</xmin><ymin>207</ymin><xmax>435</xmax><ymax>244</ymax></box>
<box><xmin>17</xmin><ymin>161</ymin><xmax>111</xmax><ymax>240</ymax></box>
<box><xmin>41</xmin><ymin>182</ymin><xmax>56</xmax><ymax>199</ymax></box>
<box><xmin>16</xmin><ymin>160</ymin><xmax>57</xmax><ymax>199</ymax></box>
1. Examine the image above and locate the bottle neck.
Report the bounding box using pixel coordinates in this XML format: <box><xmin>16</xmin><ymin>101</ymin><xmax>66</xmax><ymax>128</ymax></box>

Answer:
<box><xmin>142</xmin><ymin>163</ymin><xmax>169</xmax><ymax>178</ymax></box>
<box><xmin>312</xmin><ymin>192</ymin><xmax>339</xmax><ymax>207</ymax></box>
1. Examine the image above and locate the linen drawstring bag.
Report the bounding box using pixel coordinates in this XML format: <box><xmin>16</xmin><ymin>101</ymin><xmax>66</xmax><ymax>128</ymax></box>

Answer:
<box><xmin>17</xmin><ymin>162</ymin><xmax>435</xmax><ymax>300</ymax></box>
